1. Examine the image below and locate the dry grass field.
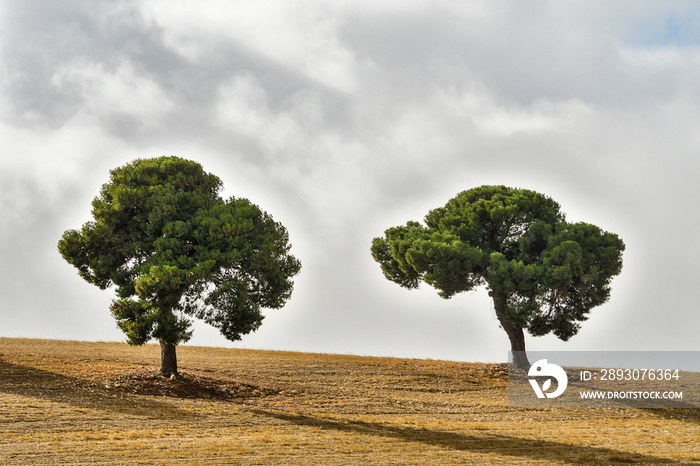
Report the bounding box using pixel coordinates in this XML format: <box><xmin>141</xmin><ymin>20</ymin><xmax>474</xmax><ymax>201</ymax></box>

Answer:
<box><xmin>0</xmin><ymin>337</ymin><xmax>697</xmax><ymax>465</ymax></box>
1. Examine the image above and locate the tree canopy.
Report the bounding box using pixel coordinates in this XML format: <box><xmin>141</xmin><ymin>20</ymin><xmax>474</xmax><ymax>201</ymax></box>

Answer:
<box><xmin>371</xmin><ymin>185</ymin><xmax>624</xmax><ymax>369</ymax></box>
<box><xmin>58</xmin><ymin>156</ymin><xmax>301</xmax><ymax>376</ymax></box>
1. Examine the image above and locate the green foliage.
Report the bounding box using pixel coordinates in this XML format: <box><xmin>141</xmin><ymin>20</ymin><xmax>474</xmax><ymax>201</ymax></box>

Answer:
<box><xmin>371</xmin><ymin>185</ymin><xmax>624</xmax><ymax>342</ymax></box>
<box><xmin>59</xmin><ymin>156</ymin><xmax>301</xmax><ymax>346</ymax></box>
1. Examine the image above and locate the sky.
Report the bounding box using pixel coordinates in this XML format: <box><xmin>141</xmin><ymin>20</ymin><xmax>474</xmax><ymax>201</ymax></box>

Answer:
<box><xmin>1</xmin><ymin>0</ymin><xmax>699</xmax><ymax>363</ymax></box>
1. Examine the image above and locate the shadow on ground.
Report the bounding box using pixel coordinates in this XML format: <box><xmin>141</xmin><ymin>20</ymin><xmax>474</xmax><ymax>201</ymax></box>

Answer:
<box><xmin>0</xmin><ymin>361</ymin><xmax>193</xmax><ymax>419</ymax></box>
<box><xmin>253</xmin><ymin>409</ymin><xmax>683</xmax><ymax>464</ymax></box>
<box><xmin>645</xmin><ymin>407</ymin><xmax>700</xmax><ymax>425</ymax></box>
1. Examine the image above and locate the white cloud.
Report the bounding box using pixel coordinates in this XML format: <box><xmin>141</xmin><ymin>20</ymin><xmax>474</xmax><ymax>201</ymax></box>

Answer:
<box><xmin>216</xmin><ymin>74</ymin><xmax>301</xmax><ymax>152</ymax></box>
<box><xmin>618</xmin><ymin>43</ymin><xmax>700</xmax><ymax>69</ymax></box>
<box><xmin>140</xmin><ymin>0</ymin><xmax>359</xmax><ymax>92</ymax></box>
<box><xmin>441</xmin><ymin>82</ymin><xmax>593</xmax><ymax>136</ymax></box>
<box><xmin>50</xmin><ymin>61</ymin><xmax>174</xmax><ymax>128</ymax></box>
<box><xmin>1</xmin><ymin>1</ymin><xmax>699</xmax><ymax>359</ymax></box>
<box><xmin>0</xmin><ymin>121</ymin><xmax>131</xmax><ymax>212</ymax></box>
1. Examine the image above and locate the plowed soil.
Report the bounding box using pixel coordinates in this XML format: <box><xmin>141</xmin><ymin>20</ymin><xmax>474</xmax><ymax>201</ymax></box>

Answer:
<box><xmin>0</xmin><ymin>338</ymin><xmax>697</xmax><ymax>464</ymax></box>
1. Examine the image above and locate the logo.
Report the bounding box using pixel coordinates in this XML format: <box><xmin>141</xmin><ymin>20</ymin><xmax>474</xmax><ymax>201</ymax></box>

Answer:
<box><xmin>528</xmin><ymin>359</ymin><xmax>568</xmax><ymax>398</ymax></box>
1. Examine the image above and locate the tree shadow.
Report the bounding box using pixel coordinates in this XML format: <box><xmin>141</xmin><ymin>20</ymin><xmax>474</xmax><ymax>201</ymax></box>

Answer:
<box><xmin>509</xmin><ymin>368</ymin><xmax>700</xmax><ymax>415</ymax></box>
<box><xmin>0</xmin><ymin>361</ymin><xmax>194</xmax><ymax>419</ymax></box>
<box><xmin>643</xmin><ymin>407</ymin><xmax>700</xmax><ymax>425</ymax></box>
<box><xmin>252</xmin><ymin>409</ymin><xmax>685</xmax><ymax>464</ymax></box>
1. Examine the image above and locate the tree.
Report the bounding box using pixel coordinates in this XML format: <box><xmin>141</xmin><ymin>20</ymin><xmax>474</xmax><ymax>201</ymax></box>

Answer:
<box><xmin>58</xmin><ymin>156</ymin><xmax>301</xmax><ymax>377</ymax></box>
<box><xmin>371</xmin><ymin>185</ymin><xmax>624</xmax><ymax>370</ymax></box>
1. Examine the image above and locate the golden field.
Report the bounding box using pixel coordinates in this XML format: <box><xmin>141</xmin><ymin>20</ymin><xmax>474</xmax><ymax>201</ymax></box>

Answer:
<box><xmin>0</xmin><ymin>337</ymin><xmax>697</xmax><ymax>465</ymax></box>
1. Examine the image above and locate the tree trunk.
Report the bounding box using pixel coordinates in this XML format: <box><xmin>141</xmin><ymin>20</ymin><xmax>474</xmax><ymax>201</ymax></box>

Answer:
<box><xmin>492</xmin><ymin>297</ymin><xmax>531</xmax><ymax>371</ymax></box>
<box><xmin>502</xmin><ymin>319</ymin><xmax>530</xmax><ymax>371</ymax></box>
<box><xmin>159</xmin><ymin>340</ymin><xmax>178</xmax><ymax>377</ymax></box>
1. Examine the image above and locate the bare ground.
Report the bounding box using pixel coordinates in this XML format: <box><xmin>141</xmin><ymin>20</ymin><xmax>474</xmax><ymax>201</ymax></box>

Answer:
<box><xmin>0</xmin><ymin>337</ymin><xmax>697</xmax><ymax>465</ymax></box>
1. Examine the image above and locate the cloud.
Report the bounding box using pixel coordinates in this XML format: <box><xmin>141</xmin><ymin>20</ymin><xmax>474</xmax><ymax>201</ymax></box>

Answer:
<box><xmin>1</xmin><ymin>1</ymin><xmax>699</xmax><ymax>358</ymax></box>
<box><xmin>440</xmin><ymin>82</ymin><xmax>593</xmax><ymax>136</ymax></box>
<box><xmin>216</xmin><ymin>73</ymin><xmax>304</xmax><ymax>153</ymax></box>
<box><xmin>140</xmin><ymin>0</ymin><xmax>359</xmax><ymax>92</ymax></box>
<box><xmin>51</xmin><ymin>60</ymin><xmax>175</xmax><ymax>129</ymax></box>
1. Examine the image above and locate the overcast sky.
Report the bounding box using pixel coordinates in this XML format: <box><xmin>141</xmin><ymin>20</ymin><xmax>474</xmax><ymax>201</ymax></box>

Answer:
<box><xmin>2</xmin><ymin>1</ymin><xmax>699</xmax><ymax>362</ymax></box>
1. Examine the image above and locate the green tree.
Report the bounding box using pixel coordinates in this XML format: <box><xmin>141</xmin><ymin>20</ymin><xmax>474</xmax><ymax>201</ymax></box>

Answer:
<box><xmin>371</xmin><ymin>185</ymin><xmax>624</xmax><ymax>370</ymax></box>
<box><xmin>58</xmin><ymin>156</ymin><xmax>301</xmax><ymax>377</ymax></box>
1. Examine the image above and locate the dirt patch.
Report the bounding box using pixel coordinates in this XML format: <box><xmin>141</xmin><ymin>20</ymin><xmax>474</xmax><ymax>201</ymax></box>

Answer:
<box><xmin>0</xmin><ymin>338</ymin><xmax>697</xmax><ymax>465</ymax></box>
<box><xmin>105</xmin><ymin>371</ymin><xmax>283</xmax><ymax>400</ymax></box>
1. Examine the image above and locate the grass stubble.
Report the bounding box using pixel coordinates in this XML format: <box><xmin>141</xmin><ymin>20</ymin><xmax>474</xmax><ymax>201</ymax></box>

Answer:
<box><xmin>0</xmin><ymin>337</ymin><xmax>697</xmax><ymax>465</ymax></box>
